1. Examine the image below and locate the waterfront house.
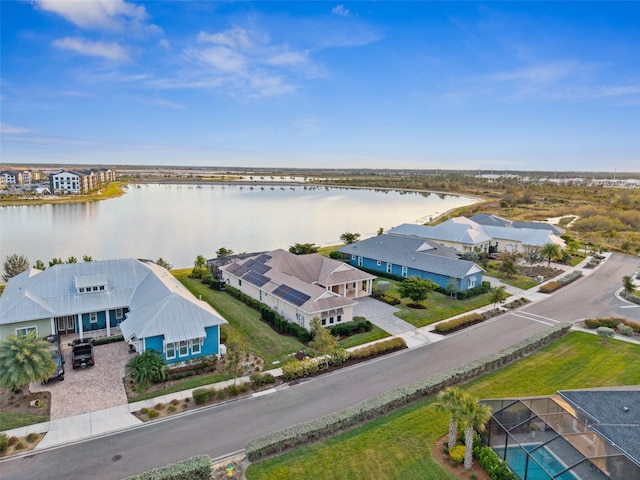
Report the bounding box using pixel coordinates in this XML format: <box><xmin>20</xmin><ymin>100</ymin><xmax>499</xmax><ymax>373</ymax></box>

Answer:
<box><xmin>0</xmin><ymin>259</ymin><xmax>226</xmax><ymax>364</ymax></box>
<box><xmin>338</xmin><ymin>234</ymin><xmax>483</xmax><ymax>291</ymax></box>
<box><xmin>219</xmin><ymin>249</ymin><xmax>375</xmax><ymax>330</ymax></box>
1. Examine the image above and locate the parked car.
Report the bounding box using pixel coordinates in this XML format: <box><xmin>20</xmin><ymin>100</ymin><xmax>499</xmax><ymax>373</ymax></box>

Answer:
<box><xmin>69</xmin><ymin>338</ymin><xmax>95</xmax><ymax>369</ymax></box>
<box><xmin>44</xmin><ymin>334</ymin><xmax>65</xmax><ymax>382</ymax></box>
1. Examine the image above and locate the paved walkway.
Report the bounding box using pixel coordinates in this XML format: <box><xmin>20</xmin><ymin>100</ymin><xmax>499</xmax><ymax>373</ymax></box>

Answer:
<box><xmin>353</xmin><ymin>296</ymin><xmax>414</xmax><ymax>335</ymax></box>
<box><xmin>4</xmin><ymin>252</ymin><xmax>639</xmax><ymax>454</ymax></box>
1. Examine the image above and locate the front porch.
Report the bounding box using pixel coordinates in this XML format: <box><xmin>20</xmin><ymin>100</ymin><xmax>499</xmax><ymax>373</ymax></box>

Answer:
<box><xmin>329</xmin><ymin>278</ymin><xmax>374</xmax><ymax>299</ymax></box>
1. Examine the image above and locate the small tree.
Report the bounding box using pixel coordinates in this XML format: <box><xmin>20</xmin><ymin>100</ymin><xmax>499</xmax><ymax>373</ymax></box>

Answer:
<box><xmin>66</xmin><ymin>256</ymin><xmax>78</xmax><ymax>264</ymax></box>
<box><xmin>2</xmin><ymin>254</ymin><xmax>30</xmax><ymax>281</ymax></box>
<box><xmin>309</xmin><ymin>318</ymin><xmax>338</xmax><ymax>368</ymax></box>
<box><xmin>34</xmin><ymin>259</ymin><xmax>46</xmax><ymax>271</ymax></box>
<box><xmin>192</xmin><ymin>254</ymin><xmax>207</xmax><ymax>278</ymax></box>
<box><xmin>398</xmin><ymin>276</ymin><xmax>438</xmax><ymax>305</ymax></box>
<box><xmin>216</xmin><ymin>247</ymin><xmax>234</xmax><ymax>257</ymax></box>
<box><xmin>445</xmin><ymin>277</ymin><xmax>459</xmax><ymax>299</ymax></box>
<box><xmin>622</xmin><ymin>275</ymin><xmax>635</xmax><ymax>295</ymax></box>
<box><xmin>339</xmin><ymin>232</ymin><xmax>360</xmax><ymax>245</ymax></box>
<box><xmin>49</xmin><ymin>257</ymin><xmax>63</xmax><ymax>267</ymax></box>
<box><xmin>489</xmin><ymin>285</ymin><xmax>509</xmax><ymax>309</ymax></box>
<box><xmin>541</xmin><ymin>242</ymin><xmax>562</xmax><ymax>267</ymax></box>
<box><xmin>498</xmin><ymin>252</ymin><xmax>519</xmax><ymax>278</ymax></box>
<box><xmin>0</xmin><ymin>332</ymin><xmax>57</xmax><ymax>395</ymax></box>
<box><xmin>155</xmin><ymin>257</ymin><xmax>173</xmax><ymax>270</ymax></box>
<box><xmin>460</xmin><ymin>251</ymin><xmax>479</xmax><ymax>262</ymax></box>
<box><xmin>523</xmin><ymin>247</ymin><xmax>543</xmax><ymax>274</ymax></box>
<box><xmin>225</xmin><ymin>340</ymin><xmax>247</xmax><ymax>385</ymax></box>
<box><xmin>377</xmin><ymin>227</ymin><xmax>384</xmax><ymax>235</ymax></box>
<box><xmin>125</xmin><ymin>350</ymin><xmax>169</xmax><ymax>391</ymax></box>
<box><xmin>82</xmin><ymin>255</ymin><xmax>94</xmax><ymax>262</ymax></box>
<box><xmin>289</xmin><ymin>243</ymin><xmax>319</xmax><ymax>255</ymax></box>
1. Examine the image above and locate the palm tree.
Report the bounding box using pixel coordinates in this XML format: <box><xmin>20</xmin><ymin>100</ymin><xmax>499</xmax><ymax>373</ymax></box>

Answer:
<box><xmin>339</xmin><ymin>232</ymin><xmax>361</xmax><ymax>245</ymax></box>
<box><xmin>459</xmin><ymin>395</ymin><xmax>492</xmax><ymax>470</ymax></box>
<box><xmin>0</xmin><ymin>332</ymin><xmax>57</xmax><ymax>395</ymax></box>
<box><xmin>125</xmin><ymin>350</ymin><xmax>169</xmax><ymax>390</ymax></box>
<box><xmin>540</xmin><ymin>242</ymin><xmax>562</xmax><ymax>267</ymax></box>
<box><xmin>434</xmin><ymin>387</ymin><xmax>466</xmax><ymax>449</ymax></box>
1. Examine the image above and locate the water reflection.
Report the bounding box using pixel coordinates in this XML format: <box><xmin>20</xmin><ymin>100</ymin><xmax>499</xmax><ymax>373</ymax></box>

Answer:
<box><xmin>1</xmin><ymin>184</ymin><xmax>476</xmax><ymax>268</ymax></box>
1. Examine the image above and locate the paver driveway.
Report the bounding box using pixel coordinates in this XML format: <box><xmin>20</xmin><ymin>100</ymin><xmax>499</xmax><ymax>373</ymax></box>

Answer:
<box><xmin>31</xmin><ymin>341</ymin><xmax>130</xmax><ymax>420</ymax></box>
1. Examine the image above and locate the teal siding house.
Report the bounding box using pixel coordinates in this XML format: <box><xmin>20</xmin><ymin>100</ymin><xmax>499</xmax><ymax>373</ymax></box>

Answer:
<box><xmin>0</xmin><ymin>259</ymin><xmax>227</xmax><ymax>365</ymax></box>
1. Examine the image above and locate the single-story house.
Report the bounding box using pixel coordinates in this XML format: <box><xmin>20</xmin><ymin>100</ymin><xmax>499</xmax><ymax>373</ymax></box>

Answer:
<box><xmin>219</xmin><ymin>249</ymin><xmax>376</xmax><ymax>330</ymax></box>
<box><xmin>388</xmin><ymin>216</ymin><xmax>565</xmax><ymax>254</ymax></box>
<box><xmin>338</xmin><ymin>234</ymin><xmax>484</xmax><ymax>291</ymax></box>
<box><xmin>470</xmin><ymin>213</ymin><xmax>565</xmax><ymax>235</ymax></box>
<box><xmin>480</xmin><ymin>388</ymin><xmax>639</xmax><ymax>480</ymax></box>
<box><xmin>0</xmin><ymin>259</ymin><xmax>226</xmax><ymax>364</ymax></box>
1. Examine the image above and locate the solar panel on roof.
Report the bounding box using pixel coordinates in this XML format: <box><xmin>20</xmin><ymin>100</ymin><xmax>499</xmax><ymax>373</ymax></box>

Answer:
<box><xmin>243</xmin><ymin>271</ymin><xmax>269</xmax><ymax>287</ymax></box>
<box><xmin>273</xmin><ymin>284</ymin><xmax>310</xmax><ymax>306</ymax></box>
<box><xmin>234</xmin><ymin>265</ymin><xmax>249</xmax><ymax>276</ymax></box>
<box><xmin>251</xmin><ymin>263</ymin><xmax>271</xmax><ymax>274</ymax></box>
<box><xmin>226</xmin><ymin>263</ymin><xmax>241</xmax><ymax>273</ymax></box>
<box><xmin>255</xmin><ymin>254</ymin><xmax>271</xmax><ymax>263</ymax></box>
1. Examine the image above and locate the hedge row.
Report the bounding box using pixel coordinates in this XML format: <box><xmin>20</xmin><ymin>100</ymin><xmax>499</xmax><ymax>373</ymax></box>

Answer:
<box><xmin>123</xmin><ymin>455</ymin><xmax>211</xmax><ymax>480</ymax></box>
<box><xmin>348</xmin><ymin>337</ymin><xmax>406</xmax><ymax>359</ymax></box>
<box><xmin>453</xmin><ymin>281</ymin><xmax>491</xmax><ymax>300</ymax></box>
<box><xmin>245</xmin><ymin>322</ymin><xmax>572</xmax><ymax>461</ymax></box>
<box><xmin>93</xmin><ymin>334</ymin><xmax>124</xmax><ymax>345</ymax></box>
<box><xmin>192</xmin><ymin>382</ymin><xmax>251</xmax><ymax>405</ymax></box>
<box><xmin>538</xmin><ymin>281</ymin><xmax>562</xmax><ymax>293</ymax></box>
<box><xmin>434</xmin><ymin>313</ymin><xmax>483</xmax><ymax>334</ymax></box>
<box><xmin>584</xmin><ymin>317</ymin><xmax>640</xmax><ymax>333</ymax></box>
<box><xmin>224</xmin><ymin>285</ymin><xmax>311</xmax><ymax>343</ymax></box>
<box><xmin>557</xmin><ymin>270</ymin><xmax>583</xmax><ymax>285</ymax></box>
<box><xmin>329</xmin><ymin>319</ymin><xmax>373</xmax><ymax>337</ymax></box>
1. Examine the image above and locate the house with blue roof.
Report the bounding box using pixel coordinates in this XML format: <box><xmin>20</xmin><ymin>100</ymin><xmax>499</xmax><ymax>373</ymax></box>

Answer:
<box><xmin>0</xmin><ymin>259</ymin><xmax>226</xmax><ymax>364</ymax></box>
<box><xmin>338</xmin><ymin>234</ymin><xmax>483</xmax><ymax>291</ymax></box>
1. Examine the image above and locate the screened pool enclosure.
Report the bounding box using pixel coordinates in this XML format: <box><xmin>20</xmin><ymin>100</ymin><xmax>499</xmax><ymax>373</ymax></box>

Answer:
<box><xmin>479</xmin><ymin>390</ymin><xmax>640</xmax><ymax>480</ymax></box>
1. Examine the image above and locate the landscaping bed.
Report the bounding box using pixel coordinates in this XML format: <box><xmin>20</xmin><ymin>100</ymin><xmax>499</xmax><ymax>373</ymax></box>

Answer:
<box><xmin>0</xmin><ymin>389</ymin><xmax>51</xmax><ymax>431</ymax></box>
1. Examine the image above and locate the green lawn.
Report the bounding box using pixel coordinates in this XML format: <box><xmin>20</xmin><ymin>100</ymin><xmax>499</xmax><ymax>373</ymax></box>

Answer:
<box><xmin>174</xmin><ymin>269</ymin><xmax>306</xmax><ymax>366</ymax></box>
<box><xmin>482</xmin><ymin>269</ymin><xmax>539</xmax><ymax>290</ymax></box>
<box><xmin>246</xmin><ymin>332</ymin><xmax>640</xmax><ymax>480</ymax></box>
<box><xmin>338</xmin><ymin>325</ymin><xmax>389</xmax><ymax>349</ymax></box>
<box><xmin>127</xmin><ymin>372</ymin><xmax>232</xmax><ymax>403</ymax></box>
<box><xmin>0</xmin><ymin>412</ymin><xmax>49</xmax><ymax>431</ymax></box>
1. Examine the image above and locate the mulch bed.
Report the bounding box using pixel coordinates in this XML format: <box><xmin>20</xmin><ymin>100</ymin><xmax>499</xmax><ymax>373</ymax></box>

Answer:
<box><xmin>432</xmin><ymin>435</ymin><xmax>491</xmax><ymax>480</ymax></box>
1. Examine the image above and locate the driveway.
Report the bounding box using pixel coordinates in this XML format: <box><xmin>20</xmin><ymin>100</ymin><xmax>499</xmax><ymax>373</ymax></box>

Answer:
<box><xmin>353</xmin><ymin>297</ymin><xmax>414</xmax><ymax>335</ymax></box>
<box><xmin>31</xmin><ymin>341</ymin><xmax>130</xmax><ymax>420</ymax></box>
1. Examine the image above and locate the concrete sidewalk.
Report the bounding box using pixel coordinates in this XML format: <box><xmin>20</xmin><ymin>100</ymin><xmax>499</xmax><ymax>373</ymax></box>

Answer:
<box><xmin>4</xmin><ymin>252</ymin><xmax>632</xmax><ymax>452</ymax></box>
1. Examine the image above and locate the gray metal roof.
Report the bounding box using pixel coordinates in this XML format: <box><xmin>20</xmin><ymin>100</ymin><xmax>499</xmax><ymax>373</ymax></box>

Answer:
<box><xmin>338</xmin><ymin>235</ymin><xmax>481</xmax><ymax>279</ymax></box>
<box><xmin>389</xmin><ymin>220</ymin><xmax>492</xmax><ymax>246</ymax></box>
<box><xmin>0</xmin><ymin>259</ymin><xmax>226</xmax><ymax>344</ymax></box>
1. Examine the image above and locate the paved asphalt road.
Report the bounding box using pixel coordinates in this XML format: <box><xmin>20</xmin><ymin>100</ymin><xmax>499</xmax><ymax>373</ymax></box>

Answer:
<box><xmin>1</xmin><ymin>254</ymin><xmax>638</xmax><ymax>480</ymax></box>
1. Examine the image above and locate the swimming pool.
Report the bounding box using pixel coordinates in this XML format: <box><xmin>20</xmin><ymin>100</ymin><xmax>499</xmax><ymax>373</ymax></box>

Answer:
<box><xmin>498</xmin><ymin>445</ymin><xmax>580</xmax><ymax>480</ymax></box>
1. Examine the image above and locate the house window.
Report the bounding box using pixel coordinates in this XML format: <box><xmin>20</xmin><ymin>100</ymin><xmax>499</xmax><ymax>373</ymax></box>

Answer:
<box><xmin>401</xmin><ymin>266</ymin><xmax>408</xmax><ymax>277</ymax></box>
<box><xmin>357</xmin><ymin>256</ymin><xmax>363</xmax><ymax>267</ymax></box>
<box><xmin>329</xmin><ymin>317</ymin><xmax>334</xmax><ymax>324</ymax></box>
<box><xmin>166</xmin><ymin>342</ymin><xmax>176</xmax><ymax>359</ymax></box>
<box><xmin>376</xmin><ymin>260</ymin><xmax>381</xmax><ymax>266</ymax></box>
<box><xmin>238</xmin><ymin>279</ymin><xmax>242</xmax><ymax>287</ymax></box>
<box><xmin>191</xmin><ymin>338</ymin><xmax>201</xmax><ymax>355</ymax></box>
<box><xmin>15</xmin><ymin>326</ymin><xmax>37</xmax><ymax>338</ymax></box>
<box><xmin>468</xmin><ymin>277</ymin><xmax>476</xmax><ymax>289</ymax></box>
<box><xmin>93</xmin><ymin>286</ymin><xmax>98</xmax><ymax>291</ymax></box>
<box><xmin>351</xmin><ymin>255</ymin><xmax>356</xmax><ymax>260</ymax></box>
<box><xmin>386</xmin><ymin>263</ymin><xmax>392</xmax><ymax>273</ymax></box>
<box><xmin>116</xmin><ymin>309</ymin><xmax>123</xmax><ymax>320</ymax></box>
<box><xmin>322</xmin><ymin>318</ymin><xmax>327</xmax><ymax>326</ymax></box>
<box><xmin>337</xmin><ymin>315</ymin><xmax>342</xmax><ymax>323</ymax></box>
<box><xmin>79</xmin><ymin>287</ymin><xmax>85</xmax><ymax>293</ymax></box>
<box><xmin>178</xmin><ymin>341</ymin><xmax>188</xmax><ymax>356</ymax></box>
<box><xmin>99</xmin><ymin>285</ymin><xmax>105</xmax><ymax>291</ymax></box>
<box><xmin>90</xmin><ymin>312</ymin><xmax>98</xmax><ymax>323</ymax></box>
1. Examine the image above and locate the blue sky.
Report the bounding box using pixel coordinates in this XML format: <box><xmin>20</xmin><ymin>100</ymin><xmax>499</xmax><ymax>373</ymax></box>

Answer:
<box><xmin>1</xmin><ymin>1</ymin><xmax>638</xmax><ymax>172</ymax></box>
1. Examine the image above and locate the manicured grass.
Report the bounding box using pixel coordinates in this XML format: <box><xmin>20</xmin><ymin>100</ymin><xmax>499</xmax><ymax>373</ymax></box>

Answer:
<box><xmin>246</xmin><ymin>332</ymin><xmax>640</xmax><ymax>480</ymax></box>
<box><xmin>395</xmin><ymin>291</ymin><xmax>493</xmax><ymax>328</ymax></box>
<box><xmin>0</xmin><ymin>412</ymin><xmax>49</xmax><ymax>431</ymax></box>
<box><xmin>127</xmin><ymin>373</ymin><xmax>231</xmax><ymax>403</ymax></box>
<box><xmin>338</xmin><ymin>325</ymin><xmax>389</xmax><ymax>349</ymax></box>
<box><xmin>483</xmin><ymin>271</ymin><xmax>539</xmax><ymax>290</ymax></box>
<box><xmin>174</xmin><ymin>269</ymin><xmax>305</xmax><ymax>366</ymax></box>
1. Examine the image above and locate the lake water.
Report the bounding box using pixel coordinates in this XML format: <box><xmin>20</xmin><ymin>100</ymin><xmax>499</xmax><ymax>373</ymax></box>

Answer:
<box><xmin>0</xmin><ymin>183</ymin><xmax>477</xmax><ymax>268</ymax></box>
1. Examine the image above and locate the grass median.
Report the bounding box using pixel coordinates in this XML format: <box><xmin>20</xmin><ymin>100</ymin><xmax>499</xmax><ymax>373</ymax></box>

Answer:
<box><xmin>246</xmin><ymin>332</ymin><xmax>640</xmax><ymax>480</ymax></box>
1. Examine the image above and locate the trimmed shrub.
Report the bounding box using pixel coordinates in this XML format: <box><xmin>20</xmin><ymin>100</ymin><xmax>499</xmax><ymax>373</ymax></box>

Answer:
<box><xmin>538</xmin><ymin>281</ymin><xmax>562</xmax><ymax>293</ymax></box>
<box><xmin>8</xmin><ymin>436</ymin><xmax>18</xmax><ymax>446</ymax></box>
<box><xmin>557</xmin><ymin>270</ymin><xmax>582</xmax><ymax>285</ymax></box>
<box><xmin>596</xmin><ymin>327</ymin><xmax>615</xmax><ymax>339</ymax></box>
<box><xmin>139</xmin><ymin>407</ymin><xmax>149</xmax><ymax>415</ymax></box>
<box><xmin>123</xmin><ymin>454</ymin><xmax>211</xmax><ymax>480</ymax></box>
<box><xmin>617</xmin><ymin>324</ymin><xmax>634</xmax><ymax>337</ymax></box>
<box><xmin>225</xmin><ymin>383</ymin><xmax>249</xmax><ymax>396</ymax></box>
<box><xmin>193</xmin><ymin>388</ymin><xmax>215</xmax><ymax>405</ymax></box>
<box><xmin>0</xmin><ymin>433</ymin><xmax>8</xmax><ymax>453</ymax></box>
<box><xmin>474</xmin><ymin>445</ymin><xmax>518</xmax><ymax>480</ymax></box>
<box><xmin>250</xmin><ymin>372</ymin><xmax>276</xmax><ymax>389</ymax></box>
<box><xmin>170</xmin><ymin>399</ymin><xmax>180</xmax><ymax>406</ymax></box>
<box><xmin>454</xmin><ymin>281</ymin><xmax>491</xmax><ymax>300</ymax></box>
<box><xmin>584</xmin><ymin>317</ymin><xmax>640</xmax><ymax>332</ymax></box>
<box><xmin>167</xmin><ymin>405</ymin><xmax>177</xmax><ymax>413</ymax></box>
<box><xmin>26</xmin><ymin>433</ymin><xmax>39</xmax><ymax>443</ymax></box>
<box><xmin>155</xmin><ymin>403</ymin><xmax>165</xmax><ymax>410</ymax></box>
<box><xmin>434</xmin><ymin>313</ymin><xmax>483</xmax><ymax>334</ymax></box>
<box><xmin>14</xmin><ymin>441</ymin><xmax>25</xmax><ymax>450</ymax></box>
<box><xmin>349</xmin><ymin>338</ymin><xmax>406</xmax><ymax>359</ymax></box>
<box><xmin>329</xmin><ymin>319</ymin><xmax>373</xmax><ymax>337</ymax></box>
<box><xmin>245</xmin><ymin>322</ymin><xmax>571</xmax><ymax>462</ymax></box>
<box><xmin>93</xmin><ymin>335</ymin><xmax>125</xmax><ymax>345</ymax></box>
<box><xmin>146</xmin><ymin>409</ymin><xmax>159</xmax><ymax>419</ymax></box>
<box><xmin>622</xmin><ymin>291</ymin><xmax>640</xmax><ymax>305</ymax></box>
<box><xmin>449</xmin><ymin>445</ymin><xmax>465</xmax><ymax>464</ymax></box>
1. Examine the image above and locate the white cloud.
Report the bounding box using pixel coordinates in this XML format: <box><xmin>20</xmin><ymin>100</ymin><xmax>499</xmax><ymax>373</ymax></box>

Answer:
<box><xmin>332</xmin><ymin>5</ymin><xmax>350</xmax><ymax>17</ymax></box>
<box><xmin>266</xmin><ymin>51</ymin><xmax>308</xmax><ymax>66</ymax></box>
<box><xmin>53</xmin><ymin>37</ymin><xmax>130</xmax><ymax>62</ymax></box>
<box><xmin>484</xmin><ymin>61</ymin><xmax>584</xmax><ymax>84</ymax></box>
<box><xmin>35</xmin><ymin>0</ymin><xmax>150</xmax><ymax>31</ymax></box>
<box><xmin>197</xmin><ymin>28</ymin><xmax>252</xmax><ymax>49</ymax></box>
<box><xmin>189</xmin><ymin>45</ymin><xmax>247</xmax><ymax>74</ymax></box>
<box><xmin>0</xmin><ymin>123</ymin><xmax>32</xmax><ymax>134</ymax></box>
